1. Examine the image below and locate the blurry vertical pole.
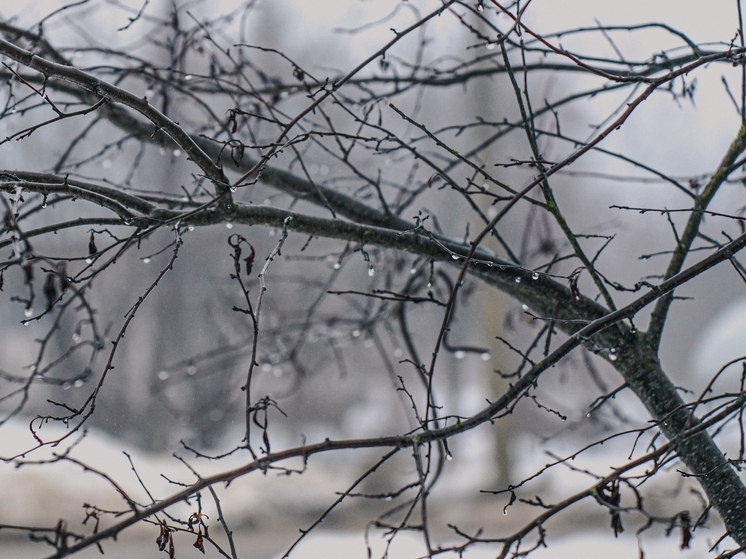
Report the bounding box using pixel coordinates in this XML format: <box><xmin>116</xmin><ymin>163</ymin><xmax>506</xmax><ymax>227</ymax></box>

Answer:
<box><xmin>134</xmin><ymin>0</ymin><xmax>193</xmax><ymax>451</ymax></box>
<box><xmin>471</xmin><ymin>13</ymin><xmax>514</xmax><ymax>490</ymax></box>
<box><xmin>80</xmin><ymin>0</ymin><xmax>183</xmax><ymax>448</ymax></box>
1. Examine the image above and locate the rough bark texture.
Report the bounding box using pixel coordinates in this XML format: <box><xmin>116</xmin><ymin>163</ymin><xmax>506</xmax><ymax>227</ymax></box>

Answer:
<box><xmin>619</xmin><ymin>344</ymin><xmax>746</xmax><ymax>543</ymax></box>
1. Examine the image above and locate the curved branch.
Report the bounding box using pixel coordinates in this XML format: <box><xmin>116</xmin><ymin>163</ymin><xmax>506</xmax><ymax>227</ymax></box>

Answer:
<box><xmin>647</xmin><ymin>123</ymin><xmax>746</xmax><ymax>346</ymax></box>
<box><xmin>0</xmin><ymin>171</ymin><xmax>155</xmax><ymax>219</ymax></box>
<box><xmin>0</xmin><ymin>38</ymin><xmax>230</xmax><ymax>192</ymax></box>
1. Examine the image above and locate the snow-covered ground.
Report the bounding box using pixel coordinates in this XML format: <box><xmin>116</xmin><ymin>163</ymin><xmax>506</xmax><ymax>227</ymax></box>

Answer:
<box><xmin>1</xmin><ymin>416</ymin><xmax>736</xmax><ymax>558</ymax></box>
<box><xmin>2</xmin><ymin>526</ymin><xmax>729</xmax><ymax>559</ymax></box>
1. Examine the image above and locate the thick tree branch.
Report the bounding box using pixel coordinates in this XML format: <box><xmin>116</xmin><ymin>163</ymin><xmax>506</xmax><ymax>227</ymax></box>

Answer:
<box><xmin>2</xmin><ymin>7</ymin><xmax>746</xmax><ymax>556</ymax></box>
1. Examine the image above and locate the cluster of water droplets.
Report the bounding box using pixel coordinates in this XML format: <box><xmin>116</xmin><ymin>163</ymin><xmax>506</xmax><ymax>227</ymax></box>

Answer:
<box><xmin>453</xmin><ymin>350</ymin><xmax>491</xmax><ymax>361</ymax></box>
<box><xmin>61</xmin><ymin>379</ymin><xmax>85</xmax><ymax>390</ymax></box>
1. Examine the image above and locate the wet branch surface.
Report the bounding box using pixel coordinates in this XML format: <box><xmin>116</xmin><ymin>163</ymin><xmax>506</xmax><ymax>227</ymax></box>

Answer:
<box><xmin>1</xmin><ymin>2</ymin><xmax>746</xmax><ymax>558</ymax></box>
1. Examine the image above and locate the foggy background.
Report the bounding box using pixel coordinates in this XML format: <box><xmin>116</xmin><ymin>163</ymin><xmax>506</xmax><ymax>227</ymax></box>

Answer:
<box><xmin>1</xmin><ymin>1</ymin><xmax>745</xmax><ymax>557</ymax></box>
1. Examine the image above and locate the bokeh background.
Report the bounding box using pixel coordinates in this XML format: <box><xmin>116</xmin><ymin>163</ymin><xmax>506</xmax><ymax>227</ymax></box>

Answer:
<box><xmin>1</xmin><ymin>1</ymin><xmax>745</xmax><ymax>557</ymax></box>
